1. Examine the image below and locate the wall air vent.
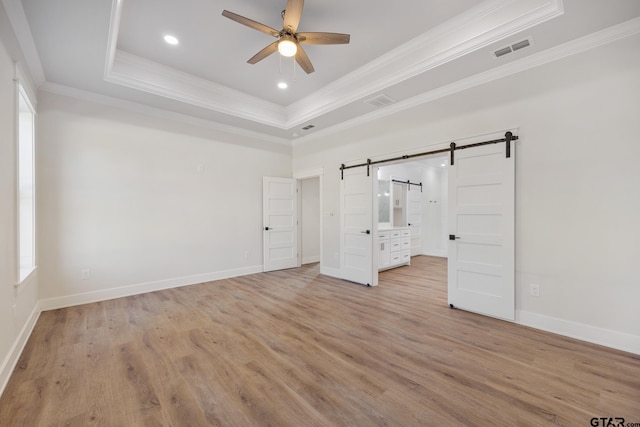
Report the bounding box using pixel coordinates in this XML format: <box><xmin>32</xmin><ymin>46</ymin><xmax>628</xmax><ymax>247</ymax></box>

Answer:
<box><xmin>302</xmin><ymin>124</ymin><xmax>315</xmax><ymax>131</ymax></box>
<box><xmin>364</xmin><ymin>94</ymin><xmax>396</xmax><ymax>109</ymax></box>
<box><xmin>493</xmin><ymin>37</ymin><xmax>533</xmax><ymax>58</ymax></box>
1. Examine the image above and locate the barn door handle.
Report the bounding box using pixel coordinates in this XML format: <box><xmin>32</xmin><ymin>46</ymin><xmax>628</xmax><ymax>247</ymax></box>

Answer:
<box><xmin>361</xmin><ymin>230</ymin><xmax>371</xmax><ymax>234</ymax></box>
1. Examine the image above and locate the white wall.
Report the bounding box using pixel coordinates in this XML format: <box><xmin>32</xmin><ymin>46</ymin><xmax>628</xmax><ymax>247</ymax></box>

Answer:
<box><xmin>300</xmin><ymin>177</ymin><xmax>320</xmax><ymax>264</ymax></box>
<box><xmin>293</xmin><ymin>34</ymin><xmax>640</xmax><ymax>351</ymax></box>
<box><xmin>0</xmin><ymin>5</ymin><xmax>40</xmax><ymax>395</ymax></box>
<box><xmin>377</xmin><ymin>163</ymin><xmax>421</xmax><ymax>182</ymax></box>
<box><xmin>36</xmin><ymin>91</ymin><xmax>292</xmax><ymax>305</ymax></box>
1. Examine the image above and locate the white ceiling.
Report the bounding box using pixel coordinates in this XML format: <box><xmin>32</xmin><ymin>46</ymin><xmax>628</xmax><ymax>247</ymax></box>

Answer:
<box><xmin>10</xmin><ymin>0</ymin><xmax>640</xmax><ymax>142</ymax></box>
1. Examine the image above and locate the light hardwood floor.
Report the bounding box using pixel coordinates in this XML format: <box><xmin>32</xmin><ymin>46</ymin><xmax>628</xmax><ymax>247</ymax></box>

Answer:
<box><xmin>1</xmin><ymin>256</ymin><xmax>639</xmax><ymax>426</ymax></box>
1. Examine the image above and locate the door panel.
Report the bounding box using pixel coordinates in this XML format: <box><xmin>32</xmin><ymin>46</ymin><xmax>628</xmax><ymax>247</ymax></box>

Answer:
<box><xmin>263</xmin><ymin>177</ymin><xmax>298</xmax><ymax>272</ymax></box>
<box><xmin>340</xmin><ymin>168</ymin><xmax>375</xmax><ymax>286</ymax></box>
<box><xmin>448</xmin><ymin>142</ymin><xmax>515</xmax><ymax>321</ymax></box>
<box><xmin>407</xmin><ymin>187</ymin><xmax>422</xmax><ymax>256</ymax></box>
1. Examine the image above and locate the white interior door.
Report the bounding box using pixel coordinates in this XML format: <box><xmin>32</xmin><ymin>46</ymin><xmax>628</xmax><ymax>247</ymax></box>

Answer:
<box><xmin>263</xmin><ymin>177</ymin><xmax>298</xmax><ymax>272</ymax></box>
<box><xmin>448</xmin><ymin>141</ymin><xmax>515</xmax><ymax>320</ymax></box>
<box><xmin>407</xmin><ymin>186</ymin><xmax>422</xmax><ymax>256</ymax></box>
<box><xmin>340</xmin><ymin>167</ymin><xmax>375</xmax><ymax>286</ymax></box>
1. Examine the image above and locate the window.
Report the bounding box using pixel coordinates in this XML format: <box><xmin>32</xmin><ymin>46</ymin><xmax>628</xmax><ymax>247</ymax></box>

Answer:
<box><xmin>18</xmin><ymin>83</ymin><xmax>36</xmax><ymax>283</ymax></box>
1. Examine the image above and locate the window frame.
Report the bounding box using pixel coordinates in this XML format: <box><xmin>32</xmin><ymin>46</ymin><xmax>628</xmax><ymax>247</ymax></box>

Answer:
<box><xmin>16</xmin><ymin>79</ymin><xmax>37</xmax><ymax>286</ymax></box>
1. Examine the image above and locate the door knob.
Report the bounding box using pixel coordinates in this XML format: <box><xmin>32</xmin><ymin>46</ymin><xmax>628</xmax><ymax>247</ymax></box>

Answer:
<box><xmin>361</xmin><ymin>230</ymin><xmax>371</xmax><ymax>234</ymax></box>
<box><xmin>265</xmin><ymin>227</ymin><xmax>270</xmax><ymax>231</ymax></box>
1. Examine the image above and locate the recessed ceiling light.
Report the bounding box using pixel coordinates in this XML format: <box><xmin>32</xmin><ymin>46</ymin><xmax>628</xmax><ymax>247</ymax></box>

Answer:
<box><xmin>277</xmin><ymin>82</ymin><xmax>288</xmax><ymax>89</ymax></box>
<box><xmin>164</xmin><ymin>35</ymin><xmax>179</xmax><ymax>45</ymax></box>
<box><xmin>292</xmin><ymin>133</ymin><xmax>299</xmax><ymax>137</ymax></box>
<box><xmin>441</xmin><ymin>163</ymin><xmax>446</xmax><ymax>167</ymax></box>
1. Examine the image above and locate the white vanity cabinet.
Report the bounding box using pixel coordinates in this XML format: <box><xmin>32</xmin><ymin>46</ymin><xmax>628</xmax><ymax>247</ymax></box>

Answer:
<box><xmin>378</xmin><ymin>230</ymin><xmax>391</xmax><ymax>269</ymax></box>
<box><xmin>378</xmin><ymin>227</ymin><xmax>411</xmax><ymax>271</ymax></box>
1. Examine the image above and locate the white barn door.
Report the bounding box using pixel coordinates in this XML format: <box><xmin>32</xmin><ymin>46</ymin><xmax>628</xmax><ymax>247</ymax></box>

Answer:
<box><xmin>407</xmin><ymin>186</ymin><xmax>422</xmax><ymax>256</ymax></box>
<box><xmin>263</xmin><ymin>177</ymin><xmax>298</xmax><ymax>272</ymax></box>
<box><xmin>340</xmin><ymin>168</ymin><xmax>375</xmax><ymax>286</ymax></box>
<box><xmin>448</xmin><ymin>141</ymin><xmax>515</xmax><ymax>320</ymax></box>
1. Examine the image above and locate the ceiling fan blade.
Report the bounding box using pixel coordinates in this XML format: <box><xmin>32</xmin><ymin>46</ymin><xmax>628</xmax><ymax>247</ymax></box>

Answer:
<box><xmin>247</xmin><ymin>41</ymin><xmax>279</xmax><ymax>64</ymax></box>
<box><xmin>295</xmin><ymin>44</ymin><xmax>314</xmax><ymax>74</ymax></box>
<box><xmin>297</xmin><ymin>32</ymin><xmax>351</xmax><ymax>45</ymax></box>
<box><xmin>283</xmin><ymin>0</ymin><xmax>304</xmax><ymax>33</ymax></box>
<box><xmin>222</xmin><ymin>10</ymin><xmax>280</xmax><ymax>38</ymax></box>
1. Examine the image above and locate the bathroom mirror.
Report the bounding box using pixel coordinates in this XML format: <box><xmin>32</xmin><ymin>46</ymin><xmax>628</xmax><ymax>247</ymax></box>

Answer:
<box><xmin>378</xmin><ymin>179</ymin><xmax>391</xmax><ymax>225</ymax></box>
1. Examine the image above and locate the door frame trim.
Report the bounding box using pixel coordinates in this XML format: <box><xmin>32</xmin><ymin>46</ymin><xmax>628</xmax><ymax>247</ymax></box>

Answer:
<box><xmin>294</xmin><ymin>168</ymin><xmax>324</xmax><ymax>271</ymax></box>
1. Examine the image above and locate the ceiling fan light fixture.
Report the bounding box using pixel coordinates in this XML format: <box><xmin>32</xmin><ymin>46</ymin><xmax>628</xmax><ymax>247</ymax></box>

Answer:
<box><xmin>278</xmin><ymin>38</ymin><xmax>297</xmax><ymax>57</ymax></box>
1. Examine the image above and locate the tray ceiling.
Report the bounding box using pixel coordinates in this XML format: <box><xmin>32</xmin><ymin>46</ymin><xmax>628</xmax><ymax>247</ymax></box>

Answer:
<box><xmin>10</xmin><ymin>0</ymin><xmax>640</xmax><ymax>142</ymax></box>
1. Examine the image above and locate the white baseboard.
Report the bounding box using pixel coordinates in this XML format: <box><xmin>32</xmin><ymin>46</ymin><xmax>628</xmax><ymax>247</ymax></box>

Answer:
<box><xmin>517</xmin><ymin>310</ymin><xmax>640</xmax><ymax>355</ymax></box>
<box><xmin>39</xmin><ymin>265</ymin><xmax>263</xmax><ymax>311</ymax></box>
<box><xmin>0</xmin><ymin>302</ymin><xmax>41</xmax><ymax>398</ymax></box>
<box><xmin>320</xmin><ymin>266</ymin><xmax>341</xmax><ymax>279</ymax></box>
<box><xmin>302</xmin><ymin>256</ymin><xmax>320</xmax><ymax>265</ymax></box>
<box><xmin>421</xmin><ymin>249</ymin><xmax>448</xmax><ymax>258</ymax></box>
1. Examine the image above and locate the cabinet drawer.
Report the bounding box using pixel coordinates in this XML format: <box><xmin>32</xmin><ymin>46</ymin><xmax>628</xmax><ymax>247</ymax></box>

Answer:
<box><xmin>390</xmin><ymin>238</ymin><xmax>402</xmax><ymax>251</ymax></box>
<box><xmin>401</xmin><ymin>250</ymin><xmax>411</xmax><ymax>263</ymax></box>
<box><xmin>390</xmin><ymin>253</ymin><xmax>402</xmax><ymax>264</ymax></box>
<box><xmin>401</xmin><ymin>238</ymin><xmax>411</xmax><ymax>249</ymax></box>
<box><xmin>378</xmin><ymin>231</ymin><xmax>390</xmax><ymax>240</ymax></box>
<box><xmin>390</xmin><ymin>230</ymin><xmax>402</xmax><ymax>238</ymax></box>
<box><xmin>401</xmin><ymin>229</ymin><xmax>411</xmax><ymax>237</ymax></box>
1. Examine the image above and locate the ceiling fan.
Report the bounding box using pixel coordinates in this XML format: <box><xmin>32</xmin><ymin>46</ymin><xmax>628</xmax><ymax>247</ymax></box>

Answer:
<box><xmin>221</xmin><ymin>0</ymin><xmax>350</xmax><ymax>74</ymax></box>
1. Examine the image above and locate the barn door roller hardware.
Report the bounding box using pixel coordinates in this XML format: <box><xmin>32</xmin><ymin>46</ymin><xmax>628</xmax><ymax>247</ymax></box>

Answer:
<box><xmin>450</xmin><ymin>131</ymin><xmax>515</xmax><ymax>165</ymax></box>
<box><xmin>392</xmin><ymin>179</ymin><xmax>423</xmax><ymax>192</ymax></box>
<box><xmin>339</xmin><ymin>132</ymin><xmax>518</xmax><ymax>178</ymax></box>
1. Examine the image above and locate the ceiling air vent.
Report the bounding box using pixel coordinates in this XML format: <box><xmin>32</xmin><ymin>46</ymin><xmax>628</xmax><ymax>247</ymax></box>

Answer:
<box><xmin>364</xmin><ymin>94</ymin><xmax>396</xmax><ymax>109</ymax></box>
<box><xmin>511</xmin><ymin>39</ymin><xmax>531</xmax><ymax>51</ymax></box>
<box><xmin>494</xmin><ymin>46</ymin><xmax>512</xmax><ymax>58</ymax></box>
<box><xmin>302</xmin><ymin>124</ymin><xmax>315</xmax><ymax>131</ymax></box>
<box><xmin>492</xmin><ymin>37</ymin><xmax>533</xmax><ymax>59</ymax></box>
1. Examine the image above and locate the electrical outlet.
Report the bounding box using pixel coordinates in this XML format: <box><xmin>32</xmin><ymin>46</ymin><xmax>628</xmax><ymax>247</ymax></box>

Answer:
<box><xmin>530</xmin><ymin>283</ymin><xmax>540</xmax><ymax>297</ymax></box>
<box><xmin>81</xmin><ymin>269</ymin><xmax>91</xmax><ymax>280</ymax></box>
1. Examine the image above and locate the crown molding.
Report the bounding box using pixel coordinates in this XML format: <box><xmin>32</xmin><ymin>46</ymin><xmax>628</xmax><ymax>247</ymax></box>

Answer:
<box><xmin>106</xmin><ymin>50</ymin><xmax>288</xmax><ymax>128</ymax></box>
<box><xmin>39</xmin><ymin>81</ymin><xmax>292</xmax><ymax>147</ymax></box>
<box><xmin>284</xmin><ymin>0</ymin><xmax>564</xmax><ymax>128</ymax></box>
<box><xmin>293</xmin><ymin>16</ymin><xmax>640</xmax><ymax>146</ymax></box>
<box><xmin>104</xmin><ymin>0</ymin><xmax>122</xmax><ymax>79</ymax></box>
<box><xmin>103</xmin><ymin>0</ymin><xmax>564</xmax><ymax>131</ymax></box>
<box><xmin>1</xmin><ymin>0</ymin><xmax>46</xmax><ymax>86</ymax></box>
<box><xmin>104</xmin><ymin>0</ymin><xmax>286</xmax><ymax>128</ymax></box>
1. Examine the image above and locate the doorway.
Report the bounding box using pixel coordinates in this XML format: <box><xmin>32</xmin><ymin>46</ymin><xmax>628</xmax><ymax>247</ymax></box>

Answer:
<box><xmin>339</xmin><ymin>131</ymin><xmax>516</xmax><ymax>321</ymax></box>
<box><xmin>299</xmin><ymin>177</ymin><xmax>320</xmax><ymax>265</ymax></box>
<box><xmin>376</xmin><ymin>157</ymin><xmax>449</xmax><ymax>260</ymax></box>
<box><xmin>263</xmin><ymin>169</ymin><xmax>324</xmax><ymax>273</ymax></box>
